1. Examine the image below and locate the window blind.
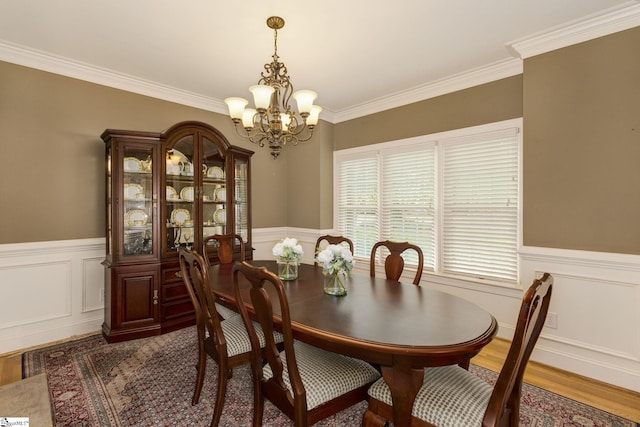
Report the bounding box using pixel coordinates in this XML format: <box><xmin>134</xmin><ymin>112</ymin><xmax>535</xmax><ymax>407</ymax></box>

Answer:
<box><xmin>440</xmin><ymin>129</ymin><xmax>519</xmax><ymax>281</ymax></box>
<box><xmin>380</xmin><ymin>146</ymin><xmax>436</xmax><ymax>268</ymax></box>
<box><xmin>336</xmin><ymin>155</ymin><xmax>379</xmax><ymax>258</ymax></box>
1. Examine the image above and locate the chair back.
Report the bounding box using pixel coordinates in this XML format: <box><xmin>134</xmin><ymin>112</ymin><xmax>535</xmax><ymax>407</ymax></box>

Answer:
<box><xmin>203</xmin><ymin>233</ymin><xmax>245</xmax><ymax>266</ymax></box>
<box><xmin>483</xmin><ymin>273</ymin><xmax>553</xmax><ymax>426</ymax></box>
<box><xmin>232</xmin><ymin>261</ymin><xmax>306</xmax><ymax>420</ymax></box>
<box><xmin>314</xmin><ymin>235</ymin><xmax>354</xmax><ymax>266</ymax></box>
<box><xmin>369</xmin><ymin>240</ymin><xmax>424</xmax><ymax>285</ymax></box>
<box><xmin>178</xmin><ymin>247</ymin><xmax>227</xmax><ymax>352</ymax></box>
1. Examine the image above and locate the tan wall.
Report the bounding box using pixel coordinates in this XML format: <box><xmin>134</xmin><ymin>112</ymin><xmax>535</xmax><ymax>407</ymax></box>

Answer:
<box><xmin>285</xmin><ymin>120</ymin><xmax>334</xmax><ymax>229</ymax></box>
<box><xmin>523</xmin><ymin>26</ymin><xmax>640</xmax><ymax>254</ymax></box>
<box><xmin>334</xmin><ymin>75</ymin><xmax>523</xmax><ymax>150</ymax></box>
<box><xmin>2</xmin><ymin>25</ymin><xmax>639</xmax><ymax>254</ymax></box>
<box><xmin>0</xmin><ymin>61</ymin><xmax>288</xmax><ymax>244</ymax></box>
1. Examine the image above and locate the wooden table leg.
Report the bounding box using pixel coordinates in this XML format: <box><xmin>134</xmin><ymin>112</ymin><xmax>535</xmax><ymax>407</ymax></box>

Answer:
<box><xmin>380</xmin><ymin>356</ymin><xmax>424</xmax><ymax>427</ymax></box>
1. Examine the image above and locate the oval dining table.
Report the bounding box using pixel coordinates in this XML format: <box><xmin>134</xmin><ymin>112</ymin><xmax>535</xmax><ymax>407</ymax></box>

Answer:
<box><xmin>209</xmin><ymin>260</ymin><xmax>498</xmax><ymax>427</ymax></box>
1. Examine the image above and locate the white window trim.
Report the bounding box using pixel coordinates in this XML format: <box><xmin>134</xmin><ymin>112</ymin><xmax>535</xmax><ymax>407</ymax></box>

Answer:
<box><xmin>333</xmin><ymin>118</ymin><xmax>523</xmax><ymax>288</ymax></box>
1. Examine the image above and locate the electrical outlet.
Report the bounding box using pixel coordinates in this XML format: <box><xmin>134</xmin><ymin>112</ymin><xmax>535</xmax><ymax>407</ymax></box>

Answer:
<box><xmin>545</xmin><ymin>312</ymin><xmax>558</xmax><ymax>329</ymax></box>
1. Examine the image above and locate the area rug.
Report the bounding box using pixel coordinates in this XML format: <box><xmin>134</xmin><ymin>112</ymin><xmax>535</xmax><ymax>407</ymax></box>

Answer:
<box><xmin>22</xmin><ymin>326</ymin><xmax>637</xmax><ymax>427</ymax></box>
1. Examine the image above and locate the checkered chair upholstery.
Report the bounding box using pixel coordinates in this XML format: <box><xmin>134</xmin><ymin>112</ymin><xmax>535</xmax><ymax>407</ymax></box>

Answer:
<box><xmin>263</xmin><ymin>341</ymin><xmax>380</xmax><ymax>411</ymax></box>
<box><xmin>368</xmin><ymin>365</ymin><xmax>492</xmax><ymax>426</ymax></box>
<box><xmin>233</xmin><ymin>261</ymin><xmax>381</xmax><ymax>427</ymax></box>
<box><xmin>215</xmin><ymin>303</ymin><xmax>238</xmax><ymax>320</ymax></box>
<box><xmin>220</xmin><ymin>315</ymin><xmax>283</xmax><ymax>357</ymax></box>
<box><xmin>363</xmin><ymin>273</ymin><xmax>553</xmax><ymax>427</ymax></box>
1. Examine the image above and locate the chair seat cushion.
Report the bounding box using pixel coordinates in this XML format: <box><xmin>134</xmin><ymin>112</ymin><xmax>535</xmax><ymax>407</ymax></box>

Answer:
<box><xmin>215</xmin><ymin>302</ymin><xmax>238</xmax><ymax>320</ymax></box>
<box><xmin>367</xmin><ymin>365</ymin><xmax>492</xmax><ymax>427</ymax></box>
<box><xmin>221</xmin><ymin>315</ymin><xmax>283</xmax><ymax>357</ymax></box>
<box><xmin>264</xmin><ymin>341</ymin><xmax>380</xmax><ymax>410</ymax></box>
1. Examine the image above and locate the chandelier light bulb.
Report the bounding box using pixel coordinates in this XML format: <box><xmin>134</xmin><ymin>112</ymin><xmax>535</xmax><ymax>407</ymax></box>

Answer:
<box><xmin>224</xmin><ymin>97</ymin><xmax>248</xmax><ymax>121</ymax></box>
<box><xmin>307</xmin><ymin>106</ymin><xmax>322</xmax><ymax>127</ymax></box>
<box><xmin>292</xmin><ymin>90</ymin><xmax>317</xmax><ymax>116</ymax></box>
<box><xmin>280</xmin><ymin>113</ymin><xmax>292</xmax><ymax>133</ymax></box>
<box><xmin>249</xmin><ymin>85</ymin><xmax>275</xmax><ymax>111</ymax></box>
<box><xmin>242</xmin><ymin>108</ymin><xmax>256</xmax><ymax>129</ymax></box>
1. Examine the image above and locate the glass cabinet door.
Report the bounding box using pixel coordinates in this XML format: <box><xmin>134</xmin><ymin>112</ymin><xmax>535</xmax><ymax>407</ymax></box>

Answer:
<box><xmin>202</xmin><ymin>136</ymin><xmax>226</xmax><ymax>241</ymax></box>
<box><xmin>234</xmin><ymin>157</ymin><xmax>249</xmax><ymax>243</ymax></box>
<box><xmin>122</xmin><ymin>145</ymin><xmax>154</xmax><ymax>257</ymax></box>
<box><xmin>165</xmin><ymin>136</ymin><xmax>196</xmax><ymax>251</ymax></box>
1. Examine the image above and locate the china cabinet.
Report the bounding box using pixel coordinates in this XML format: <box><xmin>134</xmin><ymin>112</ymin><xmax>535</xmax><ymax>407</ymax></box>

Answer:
<box><xmin>102</xmin><ymin>121</ymin><xmax>253</xmax><ymax>342</ymax></box>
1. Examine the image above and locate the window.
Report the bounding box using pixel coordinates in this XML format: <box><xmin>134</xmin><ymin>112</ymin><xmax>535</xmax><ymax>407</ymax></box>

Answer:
<box><xmin>334</xmin><ymin>120</ymin><xmax>521</xmax><ymax>284</ymax></box>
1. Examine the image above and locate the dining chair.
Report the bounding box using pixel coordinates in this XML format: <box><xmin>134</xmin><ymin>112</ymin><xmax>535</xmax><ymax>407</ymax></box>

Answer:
<box><xmin>202</xmin><ymin>233</ymin><xmax>246</xmax><ymax>319</ymax></box>
<box><xmin>232</xmin><ymin>261</ymin><xmax>381</xmax><ymax>427</ymax></box>
<box><xmin>178</xmin><ymin>248</ymin><xmax>282</xmax><ymax>427</ymax></box>
<box><xmin>314</xmin><ymin>234</ymin><xmax>354</xmax><ymax>266</ymax></box>
<box><xmin>362</xmin><ymin>272</ymin><xmax>553</xmax><ymax>427</ymax></box>
<box><xmin>369</xmin><ymin>240</ymin><xmax>424</xmax><ymax>285</ymax></box>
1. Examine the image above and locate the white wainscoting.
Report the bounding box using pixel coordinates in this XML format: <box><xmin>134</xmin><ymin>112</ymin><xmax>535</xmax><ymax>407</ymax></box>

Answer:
<box><xmin>2</xmin><ymin>233</ymin><xmax>639</xmax><ymax>393</ymax></box>
<box><xmin>255</xmin><ymin>229</ymin><xmax>640</xmax><ymax>393</ymax></box>
<box><xmin>0</xmin><ymin>238</ymin><xmax>105</xmax><ymax>354</ymax></box>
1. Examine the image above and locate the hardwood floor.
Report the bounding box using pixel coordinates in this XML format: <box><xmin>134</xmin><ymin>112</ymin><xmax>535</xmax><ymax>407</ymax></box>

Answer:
<box><xmin>1</xmin><ymin>336</ymin><xmax>639</xmax><ymax>422</ymax></box>
<box><xmin>472</xmin><ymin>338</ymin><xmax>640</xmax><ymax>423</ymax></box>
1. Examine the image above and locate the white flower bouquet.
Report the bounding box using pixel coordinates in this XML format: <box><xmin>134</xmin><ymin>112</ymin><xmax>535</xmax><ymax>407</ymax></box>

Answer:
<box><xmin>315</xmin><ymin>244</ymin><xmax>354</xmax><ymax>296</ymax></box>
<box><xmin>315</xmin><ymin>244</ymin><xmax>354</xmax><ymax>275</ymax></box>
<box><xmin>273</xmin><ymin>237</ymin><xmax>304</xmax><ymax>280</ymax></box>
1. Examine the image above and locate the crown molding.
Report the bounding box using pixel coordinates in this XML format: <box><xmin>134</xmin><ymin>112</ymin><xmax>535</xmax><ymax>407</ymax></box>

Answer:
<box><xmin>332</xmin><ymin>58</ymin><xmax>523</xmax><ymax>123</ymax></box>
<box><xmin>508</xmin><ymin>2</ymin><xmax>640</xmax><ymax>59</ymax></box>
<box><xmin>1</xmin><ymin>2</ymin><xmax>638</xmax><ymax>124</ymax></box>
<box><xmin>0</xmin><ymin>40</ymin><xmax>228</xmax><ymax>115</ymax></box>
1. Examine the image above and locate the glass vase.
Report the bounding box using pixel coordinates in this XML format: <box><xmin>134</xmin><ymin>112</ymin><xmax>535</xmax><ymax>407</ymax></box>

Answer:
<box><xmin>324</xmin><ymin>271</ymin><xmax>347</xmax><ymax>296</ymax></box>
<box><xmin>277</xmin><ymin>260</ymin><xmax>299</xmax><ymax>281</ymax></box>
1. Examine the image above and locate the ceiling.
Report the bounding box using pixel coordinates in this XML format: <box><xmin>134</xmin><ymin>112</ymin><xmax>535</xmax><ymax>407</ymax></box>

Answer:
<box><xmin>1</xmin><ymin>1</ymin><xmax>639</xmax><ymax>122</ymax></box>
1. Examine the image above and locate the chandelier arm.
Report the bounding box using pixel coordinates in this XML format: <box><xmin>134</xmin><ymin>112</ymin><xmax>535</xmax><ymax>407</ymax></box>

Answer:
<box><xmin>288</xmin><ymin>128</ymin><xmax>315</xmax><ymax>145</ymax></box>
<box><xmin>232</xmin><ymin>122</ymin><xmax>267</xmax><ymax>147</ymax></box>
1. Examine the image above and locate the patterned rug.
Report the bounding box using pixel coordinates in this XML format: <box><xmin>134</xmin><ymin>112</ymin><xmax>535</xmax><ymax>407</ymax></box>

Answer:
<box><xmin>22</xmin><ymin>326</ymin><xmax>637</xmax><ymax>427</ymax></box>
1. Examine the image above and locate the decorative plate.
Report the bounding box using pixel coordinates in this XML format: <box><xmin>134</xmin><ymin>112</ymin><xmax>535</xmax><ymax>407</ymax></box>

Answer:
<box><xmin>125</xmin><ymin>209</ymin><xmax>148</xmax><ymax>227</ymax></box>
<box><xmin>123</xmin><ymin>157</ymin><xmax>142</xmax><ymax>172</ymax></box>
<box><xmin>180</xmin><ymin>186</ymin><xmax>195</xmax><ymax>202</ymax></box>
<box><xmin>214</xmin><ymin>187</ymin><xmax>226</xmax><ymax>202</ymax></box>
<box><xmin>171</xmin><ymin>208</ymin><xmax>191</xmax><ymax>226</ymax></box>
<box><xmin>207</xmin><ymin>166</ymin><xmax>224</xmax><ymax>179</ymax></box>
<box><xmin>213</xmin><ymin>208</ymin><xmax>226</xmax><ymax>225</ymax></box>
<box><xmin>124</xmin><ymin>183</ymin><xmax>144</xmax><ymax>200</ymax></box>
<box><xmin>166</xmin><ymin>185</ymin><xmax>179</xmax><ymax>201</ymax></box>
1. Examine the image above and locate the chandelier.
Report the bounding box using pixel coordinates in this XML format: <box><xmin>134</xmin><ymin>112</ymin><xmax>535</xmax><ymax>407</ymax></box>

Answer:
<box><xmin>224</xmin><ymin>16</ymin><xmax>322</xmax><ymax>159</ymax></box>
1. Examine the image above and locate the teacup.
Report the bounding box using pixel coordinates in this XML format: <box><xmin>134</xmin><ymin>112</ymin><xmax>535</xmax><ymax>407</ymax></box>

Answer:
<box><xmin>184</xmin><ymin>220</ymin><xmax>194</xmax><ymax>227</ymax></box>
<box><xmin>202</xmin><ymin>195</ymin><xmax>210</xmax><ymax>201</ymax></box>
<box><xmin>133</xmin><ymin>220</ymin><xmax>144</xmax><ymax>226</ymax></box>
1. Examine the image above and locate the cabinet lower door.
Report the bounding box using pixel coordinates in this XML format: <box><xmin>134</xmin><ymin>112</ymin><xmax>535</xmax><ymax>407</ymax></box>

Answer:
<box><xmin>103</xmin><ymin>264</ymin><xmax>161</xmax><ymax>342</ymax></box>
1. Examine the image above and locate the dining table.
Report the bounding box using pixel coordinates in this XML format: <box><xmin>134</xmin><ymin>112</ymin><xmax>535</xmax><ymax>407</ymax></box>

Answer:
<box><xmin>209</xmin><ymin>260</ymin><xmax>498</xmax><ymax>427</ymax></box>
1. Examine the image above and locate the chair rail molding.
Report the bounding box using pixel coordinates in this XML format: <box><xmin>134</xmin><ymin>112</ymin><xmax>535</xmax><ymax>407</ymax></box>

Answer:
<box><xmin>2</xmin><ymin>235</ymin><xmax>638</xmax><ymax>392</ymax></box>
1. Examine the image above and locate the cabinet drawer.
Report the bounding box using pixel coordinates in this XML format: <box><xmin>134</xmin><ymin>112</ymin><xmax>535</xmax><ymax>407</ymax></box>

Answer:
<box><xmin>162</xmin><ymin>281</ymin><xmax>188</xmax><ymax>302</ymax></box>
<box><xmin>162</xmin><ymin>266</ymin><xmax>182</xmax><ymax>284</ymax></box>
<box><xmin>162</xmin><ymin>298</ymin><xmax>194</xmax><ymax>321</ymax></box>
